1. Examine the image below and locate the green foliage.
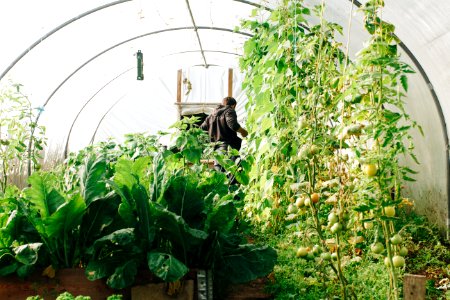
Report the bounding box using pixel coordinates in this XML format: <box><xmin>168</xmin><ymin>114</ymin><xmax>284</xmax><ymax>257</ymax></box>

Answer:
<box><xmin>147</xmin><ymin>251</ymin><xmax>189</xmax><ymax>282</ymax></box>
<box><xmin>0</xmin><ymin>82</ymin><xmax>46</xmax><ymax>193</ymax></box>
<box><xmin>0</xmin><ymin>124</ymin><xmax>276</xmax><ymax>291</ymax></box>
<box><xmin>27</xmin><ymin>292</ymin><xmax>122</xmax><ymax>300</ymax></box>
<box><xmin>240</xmin><ymin>1</ymin><xmax>421</xmax><ymax>299</ymax></box>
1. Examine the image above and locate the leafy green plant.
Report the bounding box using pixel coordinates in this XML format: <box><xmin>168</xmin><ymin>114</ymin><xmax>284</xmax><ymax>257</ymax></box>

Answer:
<box><xmin>26</xmin><ymin>292</ymin><xmax>123</xmax><ymax>300</ymax></box>
<box><xmin>0</xmin><ymin>82</ymin><xmax>46</xmax><ymax>193</ymax></box>
<box><xmin>0</xmin><ymin>120</ymin><xmax>277</xmax><ymax>292</ymax></box>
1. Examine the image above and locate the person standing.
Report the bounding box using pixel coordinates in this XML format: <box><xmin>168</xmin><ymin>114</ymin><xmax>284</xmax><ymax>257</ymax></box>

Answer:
<box><xmin>200</xmin><ymin>96</ymin><xmax>248</xmax><ymax>178</ymax></box>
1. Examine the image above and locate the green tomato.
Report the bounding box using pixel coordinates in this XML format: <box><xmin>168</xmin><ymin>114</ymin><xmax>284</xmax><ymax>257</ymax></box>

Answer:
<box><xmin>287</xmin><ymin>203</ymin><xmax>298</xmax><ymax>214</ymax></box>
<box><xmin>321</xmin><ymin>252</ymin><xmax>332</xmax><ymax>261</ymax></box>
<box><xmin>390</xmin><ymin>234</ymin><xmax>402</xmax><ymax>245</ymax></box>
<box><xmin>306</xmin><ymin>252</ymin><xmax>315</xmax><ymax>260</ymax></box>
<box><xmin>304</xmin><ymin>79</ymin><xmax>313</xmax><ymax>88</ymax></box>
<box><xmin>399</xmin><ymin>247</ymin><xmax>408</xmax><ymax>257</ymax></box>
<box><xmin>371</xmin><ymin>242</ymin><xmax>384</xmax><ymax>254</ymax></box>
<box><xmin>330</xmin><ymin>222</ymin><xmax>342</xmax><ymax>234</ymax></box>
<box><xmin>312</xmin><ymin>244</ymin><xmax>321</xmax><ymax>255</ymax></box>
<box><xmin>328</xmin><ymin>212</ymin><xmax>339</xmax><ymax>224</ymax></box>
<box><xmin>392</xmin><ymin>255</ymin><xmax>405</xmax><ymax>267</ymax></box>
<box><xmin>298</xmin><ymin>117</ymin><xmax>308</xmax><ymax>129</ymax></box>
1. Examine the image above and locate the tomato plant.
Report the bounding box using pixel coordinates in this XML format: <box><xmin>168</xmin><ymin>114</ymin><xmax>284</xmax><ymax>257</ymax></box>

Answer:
<box><xmin>240</xmin><ymin>0</ymin><xmax>420</xmax><ymax>299</ymax></box>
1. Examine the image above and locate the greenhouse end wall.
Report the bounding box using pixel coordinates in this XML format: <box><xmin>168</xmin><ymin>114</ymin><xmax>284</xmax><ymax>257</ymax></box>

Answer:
<box><xmin>400</xmin><ymin>54</ymin><xmax>449</xmax><ymax>234</ymax></box>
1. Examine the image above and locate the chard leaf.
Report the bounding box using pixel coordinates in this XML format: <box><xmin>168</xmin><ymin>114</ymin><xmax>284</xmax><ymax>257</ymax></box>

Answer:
<box><xmin>44</xmin><ymin>194</ymin><xmax>86</xmax><ymax>238</ymax></box>
<box><xmin>106</xmin><ymin>260</ymin><xmax>138</xmax><ymax>289</ymax></box>
<box><xmin>89</xmin><ymin>228</ymin><xmax>136</xmax><ymax>255</ymax></box>
<box><xmin>86</xmin><ymin>259</ymin><xmax>115</xmax><ymax>281</ymax></box>
<box><xmin>150</xmin><ymin>203</ymin><xmax>207</xmax><ymax>252</ymax></box>
<box><xmin>114</xmin><ymin>157</ymin><xmax>151</xmax><ymax>190</ymax></box>
<box><xmin>205</xmin><ymin>200</ymin><xmax>237</xmax><ymax>234</ymax></box>
<box><xmin>132</xmin><ymin>184</ymin><xmax>155</xmax><ymax>248</ymax></box>
<box><xmin>147</xmin><ymin>252</ymin><xmax>188</xmax><ymax>282</ymax></box>
<box><xmin>14</xmin><ymin>242</ymin><xmax>42</xmax><ymax>265</ymax></box>
<box><xmin>25</xmin><ymin>173</ymin><xmax>65</xmax><ymax>217</ymax></box>
<box><xmin>79</xmin><ymin>192</ymin><xmax>121</xmax><ymax>245</ymax></box>
<box><xmin>80</xmin><ymin>155</ymin><xmax>107</xmax><ymax>206</ymax></box>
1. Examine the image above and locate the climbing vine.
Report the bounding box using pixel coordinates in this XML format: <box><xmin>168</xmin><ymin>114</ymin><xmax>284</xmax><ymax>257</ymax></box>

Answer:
<box><xmin>240</xmin><ymin>0</ymin><xmax>420</xmax><ymax>298</ymax></box>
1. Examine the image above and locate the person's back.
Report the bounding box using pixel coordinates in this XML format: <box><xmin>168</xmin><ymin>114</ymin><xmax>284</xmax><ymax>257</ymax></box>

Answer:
<box><xmin>200</xmin><ymin>97</ymin><xmax>248</xmax><ymax>183</ymax></box>
<box><xmin>200</xmin><ymin>97</ymin><xmax>248</xmax><ymax>151</ymax></box>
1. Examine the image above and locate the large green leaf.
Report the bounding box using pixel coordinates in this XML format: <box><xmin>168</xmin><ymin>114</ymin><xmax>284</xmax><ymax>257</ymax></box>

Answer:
<box><xmin>13</xmin><ymin>242</ymin><xmax>43</xmax><ymax>265</ymax></box>
<box><xmin>132</xmin><ymin>184</ymin><xmax>155</xmax><ymax>248</ymax></box>
<box><xmin>0</xmin><ymin>250</ymin><xmax>18</xmax><ymax>276</ymax></box>
<box><xmin>86</xmin><ymin>258</ymin><xmax>116</xmax><ymax>281</ymax></box>
<box><xmin>162</xmin><ymin>175</ymin><xmax>205</xmax><ymax>226</ymax></box>
<box><xmin>44</xmin><ymin>194</ymin><xmax>86</xmax><ymax>238</ymax></box>
<box><xmin>0</xmin><ymin>210</ymin><xmax>17</xmax><ymax>247</ymax></box>
<box><xmin>24</xmin><ymin>173</ymin><xmax>65</xmax><ymax>217</ymax></box>
<box><xmin>79</xmin><ymin>192</ymin><xmax>121</xmax><ymax>246</ymax></box>
<box><xmin>106</xmin><ymin>260</ymin><xmax>138</xmax><ymax>289</ymax></box>
<box><xmin>107</xmin><ymin>180</ymin><xmax>136</xmax><ymax>226</ymax></box>
<box><xmin>0</xmin><ymin>261</ymin><xmax>18</xmax><ymax>276</ymax></box>
<box><xmin>118</xmin><ymin>202</ymin><xmax>136</xmax><ymax>226</ymax></box>
<box><xmin>150</xmin><ymin>153</ymin><xmax>168</xmax><ymax>202</ymax></box>
<box><xmin>114</xmin><ymin>157</ymin><xmax>151</xmax><ymax>190</ymax></box>
<box><xmin>147</xmin><ymin>251</ymin><xmax>188</xmax><ymax>282</ymax></box>
<box><xmin>80</xmin><ymin>155</ymin><xmax>107</xmax><ymax>206</ymax></box>
<box><xmin>114</xmin><ymin>159</ymin><xmax>137</xmax><ymax>189</ymax></box>
<box><xmin>89</xmin><ymin>228</ymin><xmax>136</xmax><ymax>254</ymax></box>
<box><xmin>16</xmin><ymin>264</ymin><xmax>34</xmax><ymax>278</ymax></box>
<box><xmin>150</xmin><ymin>203</ymin><xmax>207</xmax><ymax>253</ymax></box>
<box><xmin>217</xmin><ymin>244</ymin><xmax>277</xmax><ymax>284</ymax></box>
<box><xmin>205</xmin><ymin>200</ymin><xmax>237</xmax><ymax>234</ymax></box>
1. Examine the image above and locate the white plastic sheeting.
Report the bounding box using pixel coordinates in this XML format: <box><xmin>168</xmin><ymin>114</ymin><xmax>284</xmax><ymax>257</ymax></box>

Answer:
<box><xmin>1</xmin><ymin>0</ymin><xmax>449</xmax><ymax>230</ymax></box>
<box><xmin>0</xmin><ymin>0</ymin><xmax>260</xmax><ymax>153</ymax></box>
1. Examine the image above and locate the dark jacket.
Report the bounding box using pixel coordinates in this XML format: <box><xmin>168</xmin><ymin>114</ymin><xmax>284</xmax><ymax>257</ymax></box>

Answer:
<box><xmin>200</xmin><ymin>105</ymin><xmax>242</xmax><ymax>150</ymax></box>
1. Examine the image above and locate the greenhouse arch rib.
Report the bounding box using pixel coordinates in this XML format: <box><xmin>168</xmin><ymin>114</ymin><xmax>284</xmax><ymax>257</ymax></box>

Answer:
<box><xmin>63</xmin><ymin>67</ymin><xmax>134</xmax><ymax>158</ymax></box>
<box><xmin>63</xmin><ymin>49</ymin><xmax>240</xmax><ymax>158</ymax></box>
<box><xmin>347</xmin><ymin>0</ymin><xmax>450</xmax><ymax>238</ymax></box>
<box><xmin>28</xmin><ymin>26</ymin><xmax>252</xmax><ymax>171</ymax></box>
<box><xmin>0</xmin><ymin>0</ymin><xmax>132</xmax><ymax>82</ymax></box>
<box><xmin>41</xmin><ymin>26</ymin><xmax>252</xmax><ymax>116</ymax></box>
<box><xmin>89</xmin><ymin>94</ymin><xmax>126</xmax><ymax>146</ymax></box>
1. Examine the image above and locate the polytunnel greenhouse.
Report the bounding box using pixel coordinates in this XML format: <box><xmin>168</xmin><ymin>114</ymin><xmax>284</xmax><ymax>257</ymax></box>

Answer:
<box><xmin>1</xmin><ymin>0</ymin><xmax>450</xmax><ymax>299</ymax></box>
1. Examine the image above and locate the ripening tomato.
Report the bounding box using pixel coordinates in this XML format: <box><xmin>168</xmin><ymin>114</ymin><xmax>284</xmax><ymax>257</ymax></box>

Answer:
<box><xmin>296</xmin><ymin>247</ymin><xmax>309</xmax><ymax>258</ymax></box>
<box><xmin>311</xmin><ymin>193</ymin><xmax>320</xmax><ymax>203</ymax></box>
<box><xmin>295</xmin><ymin>197</ymin><xmax>305</xmax><ymax>208</ymax></box>
<box><xmin>364</xmin><ymin>221</ymin><xmax>374</xmax><ymax>230</ymax></box>
<box><xmin>304</xmin><ymin>198</ymin><xmax>311</xmax><ymax>206</ymax></box>
<box><xmin>384</xmin><ymin>206</ymin><xmax>396</xmax><ymax>217</ymax></box>
<box><xmin>363</xmin><ymin>164</ymin><xmax>377</xmax><ymax>176</ymax></box>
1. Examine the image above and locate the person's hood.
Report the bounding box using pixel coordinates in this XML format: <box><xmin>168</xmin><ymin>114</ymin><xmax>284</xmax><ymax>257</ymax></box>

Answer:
<box><xmin>211</xmin><ymin>105</ymin><xmax>229</xmax><ymax>117</ymax></box>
